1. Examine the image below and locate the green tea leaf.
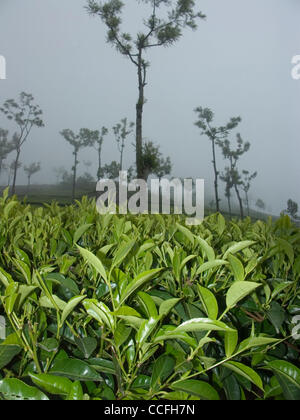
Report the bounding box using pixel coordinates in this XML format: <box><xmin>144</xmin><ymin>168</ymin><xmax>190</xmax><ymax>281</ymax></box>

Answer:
<box><xmin>226</xmin><ymin>281</ymin><xmax>261</xmax><ymax>309</ymax></box>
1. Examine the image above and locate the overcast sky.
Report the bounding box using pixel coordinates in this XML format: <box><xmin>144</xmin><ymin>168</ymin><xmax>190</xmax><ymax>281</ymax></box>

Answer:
<box><xmin>0</xmin><ymin>0</ymin><xmax>299</xmax><ymax>213</ymax></box>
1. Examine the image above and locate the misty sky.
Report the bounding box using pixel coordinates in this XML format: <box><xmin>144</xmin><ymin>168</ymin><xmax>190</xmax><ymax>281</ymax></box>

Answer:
<box><xmin>0</xmin><ymin>0</ymin><xmax>299</xmax><ymax>214</ymax></box>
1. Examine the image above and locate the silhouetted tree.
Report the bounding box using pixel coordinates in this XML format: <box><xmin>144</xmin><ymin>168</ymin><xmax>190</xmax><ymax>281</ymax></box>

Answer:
<box><xmin>90</xmin><ymin>126</ymin><xmax>108</xmax><ymax>179</ymax></box>
<box><xmin>219</xmin><ymin>134</ymin><xmax>250</xmax><ymax>219</ymax></box>
<box><xmin>24</xmin><ymin>162</ymin><xmax>41</xmax><ymax>193</ymax></box>
<box><xmin>286</xmin><ymin>199</ymin><xmax>299</xmax><ymax>219</ymax></box>
<box><xmin>256</xmin><ymin>199</ymin><xmax>266</xmax><ymax>212</ymax></box>
<box><xmin>103</xmin><ymin>161</ymin><xmax>121</xmax><ymax>180</ymax></box>
<box><xmin>220</xmin><ymin>167</ymin><xmax>234</xmax><ymax>217</ymax></box>
<box><xmin>142</xmin><ymin>141</ymin><xmax>172</xmax><ymax>180</ymax></box>
<box><xmin>60</xmin><ymin>128</ymin><xmax>97</xmax><ymax>200</ymax></box>
<box><xmin>113</xmin><ymin>118</ymin><xmax>134</xmax><ymax>170</ymax></box>
<box><xmin>242</xmin><ymin>170</ymin><xmax>257</xmax><ymax>217</ymax></box>
<box><xmin>194</xmin><ymin>107</ymin><xmax>241</xmax><ymax>212</ymax></box>
<box><xmin>53</xmin><ymin>167</ymin><xmax>67</xmax><ymax>185</ymax></box>
<box><xmin>86</xmin><ymin>0</ymin><xmax>205</xmax><ymax>179</ymax></box>
<box><xmin>0</xmin><ymin>93</ymin><xmax>44</xmax><ymax>194</ymax></box>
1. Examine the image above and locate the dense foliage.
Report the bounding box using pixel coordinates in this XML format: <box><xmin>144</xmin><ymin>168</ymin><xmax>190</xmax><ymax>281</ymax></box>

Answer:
<box><xmin>1</xmin><ymin>188</ymin><xmax>300</xmax><ymax>400</ymax></box>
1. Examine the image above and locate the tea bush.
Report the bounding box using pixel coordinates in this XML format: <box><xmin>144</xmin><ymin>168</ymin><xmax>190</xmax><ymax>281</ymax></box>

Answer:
<box><xmin>1</xmin><ymin>188</ymin><xmax>300</xmax><ymax>400</ymax></box>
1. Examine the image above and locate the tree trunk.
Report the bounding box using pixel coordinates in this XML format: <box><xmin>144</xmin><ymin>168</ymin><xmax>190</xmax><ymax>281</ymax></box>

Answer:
<box><xmin>136</xmin><ymin>52</ymin><xmax>145</xmax><ymax>180</ymax></box>
<box><xmin>211</xmin><ymin>139</ymin><xmax>220</xmax><ymax>212</ymax></box>
<box><xmin>97</xmin><ymin>147</ymin><xmax>102</xmax><ymax>179</ymax></box>
<box><xmin>12</xmin><ymin>148</ymin><xmax>21</xmax><ymax>195</ymax></box>
<box><xmin>72</xmin><ymin>151</ymin><xmax>78</xmax><ymax>201</ymax></box>
<box><xmin>234</xmin><ymin>184</ymin><xmax>244</xmax><ymax>219</ymax></box>
<box><xmin>245</xmin><ymin>191</ymin><xmax>250</xmax><ymax>217</ymax></box>
<box><xmin>120</xmin><ymin>143</ymin><xmax>124</xmax><ymax>171</ymax></box>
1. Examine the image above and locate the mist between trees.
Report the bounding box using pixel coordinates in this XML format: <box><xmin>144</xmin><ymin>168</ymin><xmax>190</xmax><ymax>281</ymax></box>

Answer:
<box><xmin>0</xmin><ymin>1</ymin><xmax>297</xmax><ymax>219</ymax></box>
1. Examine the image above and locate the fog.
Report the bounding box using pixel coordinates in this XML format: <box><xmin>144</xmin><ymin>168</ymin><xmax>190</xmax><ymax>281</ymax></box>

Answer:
<box><xmin>0</xmin><ymin>0</ymin><xmax>299</xmax><ymax>214</ymax></box>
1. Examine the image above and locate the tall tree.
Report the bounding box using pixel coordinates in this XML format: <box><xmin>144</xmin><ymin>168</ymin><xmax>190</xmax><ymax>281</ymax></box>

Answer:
<box><xmin>113</xmin><ymin>118</ymin><xmax>134</xmax><ymax>171</ymax></box>
<box><xmin>24</xmin><ymin>162</ymin><xmax>41</xmax><ymax>193</ymax></box>
<box><xmin>241</xmin><ymin>170</ymin><xmax>257</xmax><ymax>217</ymax></box>
<box><xmin>60</xmin><ymin>128</ymin><xmax>97</xmax><ymax>200</ymax></box>
<box><xmin>0</xmin><ymin>93</ymin><xmax>44</xmax><ymax>194</ymax></box>
<box><xmin>86</xmin><ymin>0</ymin><xmax>205</xmax><ymax>179</ymax></box>
<box><xmin>286</xmin><ymin>199</ymin><xmax>299</xmax><ymax>220</ymax></box>
<box><xmin>90</xmin><ymin>126</ymin><xmax>108</xmax><ymax>179</ymax></box>
<box><xmin>219</xmin><ymin>134</ymin><xmax>250</xmax><ymax>219</ymax></box>
<box><xmin>194</xmin><ymin>107</ymin><xmax>241</xmax><ymax>212</ymax></box>
<box><xmin>220</xmin><ymin>167</ymin><xmax>234</xmax><ymax>217</ymax></box>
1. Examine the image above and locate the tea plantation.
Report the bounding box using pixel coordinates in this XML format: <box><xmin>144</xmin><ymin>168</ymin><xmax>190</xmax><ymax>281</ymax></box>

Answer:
<box><xmin>1</xmin><ymin>189</ymin><xmax>300</xmax><ymax>400</ymax></box>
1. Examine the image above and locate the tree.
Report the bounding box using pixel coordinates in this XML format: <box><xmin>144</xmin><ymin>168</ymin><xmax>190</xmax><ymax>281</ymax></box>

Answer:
<box><xmin>90</xmin><ymin>126</ymin><xmax>108</xmax><ymax>179</ymax></box>
<box><xmin>286</xmin><ymin>199</ymin><xmax>299</xmax><ymax>219</ymax></box>
<box><xmin>60</xmin><ymin>128</ymin><xmax>97</xmax><ymax>200</ymax></box>
<box><xmin>0</xmin><ymin>129</ymin><xmax>14</xmax><ymax>178</ymax></box>
<box><xmin>54</xmin><ymin>166</ymin><xmax>67</xmax><ymax>184</ymax></box>
<box><xmin>220</xmin><ymin>167</ymin><xmax>234</xmax><ymax>217</ymax></box>
<box><xmin>86</xmin><ymin>0</ymin><xmax>205</xmax><ymax>179</ymax></box>
<box><xmin>241</xmin><ymin>170</ymin><xmax>257</xmax><ymax>217</ymax></box>
<box><xmin>6</xmin><ymin>160</ymin><xmax>22</xmax><ymax>188</ymax></box>
<box><xmin>113</xmin><ymin>118</ymin><xmax>134</xmax><ymax>171</ymax></box>
<box><xmin>194</xmin><ymin>107</ymin><xmax>241</xmax><ymax>212</ymax></box>
<box><xmin>256</xmin><ymin>199</ymin><xmax>266</xmax><ymax>212</ymax></box>
<box><xmin>103</xmin><ymin>160</ymin><xmax>121</xmax><ymax>180</ymax></box>
<box><xmin>219</xmin><ymin>134</ymin><xmax>251</xmax><ymax>219</ymax></box>
<box><xmin>142</xmin><ymin>141</ymin><xmax>172</xmax><ymax>180</ymax></box>
<box><xmin>24</xmin><ymin>162</ymin><xmax>41</xmax><ymax>193</ymax></box>
<box><xmin>0</xmin><ymin>92</ymin><xmax>44</xmax><ymax>194</ymax></box>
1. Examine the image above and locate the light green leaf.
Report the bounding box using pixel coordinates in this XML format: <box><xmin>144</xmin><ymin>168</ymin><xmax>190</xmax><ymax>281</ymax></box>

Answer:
<box><xmin>228</xmin><ymin>254</ymin><xmax>245</xmax><ymax>282</ymax></box>
<box><xmin>197</xmin><ymin>286</ymin><xmax>218</xmax><ymax>320</ymax></box>
<box><xmin>226</xmin><ymin>281</ymin><xmax>261</xmax><ymax>309</ymax></box>
<box><xmin>77</xmin><ymin>245</ymin><xmax>108</xmax><ymax>283</ymax></box>
<box><xmin>196</xmin><ymin>259</ymin><xmax>228</xmax><ymax>276</ymax></box>
<box><xmin>119</xmin><ymin>268</ymin><xmax>164</xmax><ymax>306</ymax></box>
<box><xmin>60</xmin><ymin>295</ymin><xmax>86</xmax><ymax>327</ymax></box>
<box><xmin>73</xmin><ymin>224</ymin><xmax>93</xmax><ymax>244</ymax></box>
<box><xmin>175</xmin><ymin>318</ymin><xmax>235</xmax><ymax>333</ymax></box>
<box><xmin>223</xmin><ymin>241</ymin><xmax>255</xmax><ymax>259</ymax></box>
<box><xmin>159</xmin><ymin>298</ymin><xmax>181</xmax><ymax>317</ymax></box>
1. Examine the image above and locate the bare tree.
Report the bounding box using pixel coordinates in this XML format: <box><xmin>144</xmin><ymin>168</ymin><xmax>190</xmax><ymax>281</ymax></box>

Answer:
<box><xmin>89</xmin><ymin>126</ymin><xmax>108</xmax><ymax>179</ymax></box>
<box><xmin>242</xmin><ymin>170</ymin><xmax>257</xmax><ymax>217</ymax></box>
<box><xmin>194</xmin><ymin>107</ymin><xmax>241</xmax><ymax>212</ymax></box>
<box><xmin>219</xmin><ymin>134</ymin><xmax>250</xmax><ymax>219</ymax></box>
<box><xmin>113</xmin><ymin>118</ymin><xmax>134</xmax><ymax>171</ymax></box>
<box><xmin>86</xmin><ymin>0</ymin><xmax>205</xmax><ymax>179</ymax></box>
<box><xmin>24</xmin><ymin>162</ymin><xmax>41</xmax><ymax>193</ymax></box>
<box><xmin>60</xmin><ymin>128</ymin><xmax>97</xmax><ymax>200</ymax></box>
<box><xmin>0</xmin><ymin>93</ymin><xmax>44</xmax><ymax>194</ymax></box>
